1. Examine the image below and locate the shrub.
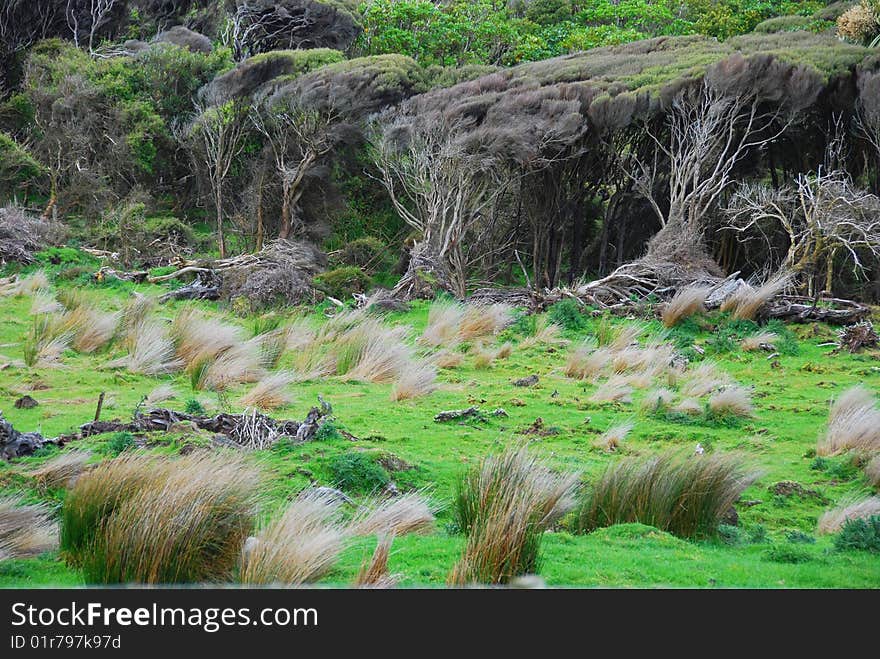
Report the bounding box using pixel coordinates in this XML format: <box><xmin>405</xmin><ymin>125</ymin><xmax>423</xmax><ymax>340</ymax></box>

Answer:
<box><xmin>328</xmin><ymin>453</ymin><xmax>390</xmax><ymax>494</ymax></box>
<box><xmin>546</xmin><ymin>299</ymin><xmax>587</xmax><ymax>331</ymax></box>
<box><xmin>834</xmin><ymin>515</ymin><xmax>880</xmax><ymax>552</ymax></box>
<box><xmin>0</xmin><ymin>496</ymin><xmax>57</xmax><ymax>559</ymax></box>
<box><xmin>817</xmin><ymin>386</ymin><xmax>880</xmax><ymax>455</ymax></box>
<box><xmin>184</xmin><ymin>398</ymin><xmax>205</xmax><ymax>415</ymax></box>
<box><xmin>339</xmin><ymin>236</ymin><xmax>386</xmax><ymax>271</ymax></box>
<box><xmin>764</xmin><ymin>545</ymin><xmax>812</xmax><ymax>563</ymax></box>
<box><xmin>313</xmin><ymin>266</ymin><xmax>373</xmax><ymax>299</ymax></box>
<box><xmin>573</xmin><ymin>451</ymin><xmax>760</xmax><ymax>539</ymax></box>
<box><xmin>106</xmin><ymin>432</ymin><xmax>135</xmax><ymax>456</ymax></box>
<box><xmin>754</xmin><ymin>15</ymin><xmax>814</xmax><ymax>33</ymax></box>
<box><xmin>449</xmin><ymin>446</ymin><xmax>578</xmax><ymax>584</ymax></box>
<box><xmin>240</xmin><ymin>491</ymin><xmax>348</xmax><ymax>585</ymax></box>
<box><xmin>62</xmin><ymin>453</ymin><xmax>260</xmax><ymax>584</ymax></box>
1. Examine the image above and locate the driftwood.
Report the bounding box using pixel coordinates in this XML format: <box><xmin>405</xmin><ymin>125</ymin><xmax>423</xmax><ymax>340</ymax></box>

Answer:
<box><xmin>158</xmin><ymin>270</ymin><xmax>222</xmax><ymax>302</ymax></box>
<box><xmin>434</xmin><ymin>406</ymin><xmax>483</xmax><ymax>422</ymax></box>
<box><xmin>0</xmin><ymin>411</ymin><xmax>57</xmax><ymax>459</ymax></box>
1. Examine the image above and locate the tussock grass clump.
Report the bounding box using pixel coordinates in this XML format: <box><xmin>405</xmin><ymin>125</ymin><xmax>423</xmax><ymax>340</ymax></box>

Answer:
<box><xmin>609</xmin><ymin>322</ymin><xmax>645</xmax><ymax>351</ymax></box>
<box><xmin>433</xmin><ymin>349</ymin><xmax>463</xmax><ymax>369</ymax></box>
<box><xmin>661</xmin><ymin>286</ymin><xmax>710</xmax><ymax>327</ymax></box>
<box><xmin>472</xmin><ymin>343</ymin><xmax>495</xmax><ymax>369</ymax></box>
<box><xmin>30</xmin><ymin>451</ymin><xmax>92</xmax><ymax>490</ymax></box>
<box><xmin>254</xmin><ymin>329</ymin><xmax>288</xmax><ymax>369</ymax></box>
<box><xmin>519</xmin><ymin>315</ymin><xmax>565</xmax><ymax>348</ymax></box>
<box><xmin>354</xmin><ymin>534</ymin><xmax>399</xmax><ymax>588</ymax></box>
<box><xmin>30</xmin><ymin>291</ymin><xmax>62</xmax><ymax>315</ymax></box>
<box><xmin>865</xmin><ymin>455</ymin><xmax>880</xmax><ymax>488</ymax></box>
<box><xmin>449</xmin><ymin>446</ymin><xmax>578</xmax><ymax>585</ymax></box>
<box><xmin>22</xmin><ymin>315</ymin><xmax>70</xmax><ymax>367</ymax></box>
<box><xmin>590</xmin><ymin>377</ymin><xmax>634</xmax><ymax>404</ymax></box>
<box><xmin>818</xmin><ymin>386</ymin><xmax>880</xmax><ymax>456</ymax></box>
<box><xmin>495</xmin><ymin>341</ymin><xmax>513</xmax><ymax>359</ymax></box>
<box><xmin>818</xmin><ymin>496</ymin><xmax>880</xmax><ymax>534</ymax></box>
<box><xmin>390</xmin><ymin>362</ymin><xmax>437</xmax><ymax>401</ymax></box>
<box><xmin>350</xmin><ymin>492</ymin><xmax>435</xmax><ymax>537</ymax></box>
<box><xmin>111</xmin><ymin>321</ymin><xmax>182</xmax><ymax>375</ymax></box>
<box><xmin>459</xmin><ymin>303</ymin><xmax>513</xmax><ymax>341</ymax></box>
<box><xmin>60</xmin><ymin>305</ymin><xmax>119</xmax><ymax>353</ymax></box>
<box><xmin>346</xmin><ymin>328</ymin><xmax>413</xmax><ymax>383</ymax></box>
<box><xmin>680</xmin><ymin>361</ymin><xmax>730</xmax><ymax>398</ymax></box>
<box><xmin>198</xmin><ymin>344</ymin><xmax>265</xmax><ymax>391</ymax></box>
<box><xmin>240</xmin><ymin>371</ymin><xmax>294</xmax><ymax>410</ymax></box>
<box><xmin>0</xmin><ymin>496</ymin><xmax>58</xmax><ymax>559</ymax></box>
<box><xmin>675</xmin><ymin>398</ymin><xmax>704</xmax><ymax>416</ymax></box>
<box><xmin>119</xmin><ymin>294</ymin><xmax>156</xmax><ymax>346</ymax></box>
<box><xmin>564</xmin><ymin>341</ymin><xmax>607</xmax><ymax>380</ymax></box>
<box><xmin>708</xmin><ymin>386</ymin><xmax>755</xmax><ymax>418</ymax></box>
<box><xmin>721</xmin><ymin>276</ymin><xmax>790</xmax><ymax>321</ymax></box>
<box><xmin>240</xmin><ymin>492</ymin><xmax>347</xmax><ymax>585</ymax></box>
<box><xmin>574</xmin><ymin>451</ymin><xmax>760</xmax><ymax>538</ymax></box>
<box><xmin>171</xmin><ymin>307</ymin><xmax>243</xmax><ymax>367</ymax></box>
<box><xmin>741</xmin><ymin>332</ymin><xmax>778</xmax><ymax>351</ymax></box>
<box><xmin>145</xmin><ymin>384</ymin><xmax>176</xmax><ymax>407</ymax></box>
<box><xmin>641</xmin><ymin>388</ymin><xmax>676</xmax><ymax>413</ymax></box>
<box><xmin>596</xmin><ymin>421</ymin><xmax>634</xmax><ymax>452</ymax></box>
<box><xmin>421</xmin><ymin>300</ymin><xmax>465</xmax><ymax>347</ymax></box>
<box><xmin>2</xmin><ymin>270</ymin><xmax>50</xmax><ymax>297</ymax></box>
<box><xmin>62</xmin><ymin>453</ymin><xmax>260</xmax><ymax>584</ymax></box>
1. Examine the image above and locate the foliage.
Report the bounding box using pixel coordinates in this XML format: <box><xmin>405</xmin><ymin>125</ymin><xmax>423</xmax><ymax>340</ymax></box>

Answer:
<box><xmin>313</xmin><ymin>266</ymin><xmax>373</xmax><ymax>299</ymax></box>
<box><xmin>834</xmin><ymin>515</ymin><xmax>880</xmax><ymax>552</ymax></box>
<box><xmin>328</xmin><ymin>452</ymin><xmax>390</xmax><ymax>494</ymax></box>
<box><xmin>106</xmin><ymin>432</ymin><xmax>135</xmax><ymax>456</ymax></box>
<box><xmin>546</xmin><ymin>298</ymin><xmax>588</xmax><ymax>332</ymax></box>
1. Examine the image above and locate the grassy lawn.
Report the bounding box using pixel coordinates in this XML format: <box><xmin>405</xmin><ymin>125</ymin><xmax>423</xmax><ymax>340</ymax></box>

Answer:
<box><xmin>1</xmin><ymin>258</ymin><xmax>878</xmax><ymax>588</ymax></box>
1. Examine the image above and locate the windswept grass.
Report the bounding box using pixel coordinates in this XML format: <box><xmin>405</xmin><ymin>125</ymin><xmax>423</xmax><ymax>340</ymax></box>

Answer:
<box><xmin>742</xmin><ymin>332</ymin><xmax>778</xmax><ymax>351</ymax></box>
<box><xmin>390</xmin><ymin>362</ymin><xmax>437</xmax><ymax>401</ymax></box>
<box><xmin>354</xmin><ymin>534</ymin><xmax>398</xmax><ymax>588</ymax></box>
<box><xmin>240</xmin><ymin>491</ymin><xmax>347</xmax><ymax>586</ymax></box>
<box><xmin>0</xmin><ymin>496</ymin><xmax>58</xmax><ymax>559</ymax></box>
<box><xmin>62</xmin><ymin>453</ymin><xmax>260</xmax><ymax>584</ymax></box>
<box><xmin>350</xmin><ymin>492</ymin><xmax>435</xmax><ymax>537</ymax></box>
<box><xmin>30</xmin><ymin>451</ymin><xmax>92</xmax><ymax>491</ymax></box>
<box><xmin>721</xmin><ymin>276</ymin><xmax>790</xmax><ymax>321</ymax></box>
<box><xmin>662</xmin><ymin>286</ymin><xmax>710</xmax><ymax>328</ymax></box>
<box><xmin>449</xmin><ymin>446</ymin><xmax>578</xmax><ymax>585</ymax></box>
<box><xmin>708</xmin><ymin>386</ymin><xmax>755</xmax><ymax>418</ymax></box>
<box><xmin>596</xmin><ymin>421</ymin><xmax>634</xmax><ymax>452</ymax></box>
<box><xmin>421</xmin><ymin>300</ymin><xmax>465</xmax><ymax>347</ymax></box>
<box><xmin>818</xmin><ymin>496</ymin><xmax>880</xmax><ymax>534</ymax></box>
<box><xmin>240</xmin><ymin>371</ymin><xmax>295</xmax><ymax>410</ymax></box>
<box><xmin>818</xmin><ymin>386</ymin><xmax>880</xmax><ymax>456</ymax></box>
<box><xmin>109</xmin><ymin>320</ymin><xmax>182</xmax><ymax>375</ymax></box>
<box><xmin>573</xmin><ymin>450</ymin><xmax>760</xmax><ymax>538</ymax></box>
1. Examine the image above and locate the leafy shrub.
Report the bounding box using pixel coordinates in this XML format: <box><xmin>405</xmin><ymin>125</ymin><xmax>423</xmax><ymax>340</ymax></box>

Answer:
<box><xmin>754</xmin><ymin>15</ymin><xmax>815</xmax><ymax>32</ymax></box>
<box><xmin>313</xmin><ymin>266</ymin><xmax>373</xmax><ymax>299</ymax></box>
<box><xmin>786</xmin><ymin>530</ymin><xmax>816</xmax><ymax>544</ymax></box>
<box><xmin>547</xmin><ymin>298</ymin><xmax>587</xmax><ymax>332</ymax></box>
<box><xmin>314</xmin><ymin>420</ymin><xmax>342</xmax><ymax>441</ymax></box>
<box><xmin>339</xmin><ymin>236</ymin><xmax>386</xmax><ymax>271</ymax></box>
<box><xmin>328</xmin><ymin>453</ymin><xmax>390</xmax><ymax>494</ymax></box>
<box><xmin>106</xmin><ymin>432</ymin><xmax>135</xmax><ymax>456</ymax></box>
<box><xmin>764</xmin><ymin>545</ymin><xmax>812</xmax><ymax>563</ymax></box>
<box><xmin>184</xmin><ymin>398</ymin><xmax>205</xmax><ymax>415</ymax></box>
<box><xmin>834</xmin><ymin>515</ymin><xmax>880</xmax><ymax>552</ymax></box>
<box><xmin>573</xmin><ymin>450</ymin><xmax>760</xmax><ymax>539</ymax></box>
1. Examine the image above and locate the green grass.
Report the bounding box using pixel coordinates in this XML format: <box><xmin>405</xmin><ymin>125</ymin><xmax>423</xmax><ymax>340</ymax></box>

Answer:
<box><xmin>1</xmin><ymin>255</ymin><xmax>879</xmax><ymax>588</ymax></box>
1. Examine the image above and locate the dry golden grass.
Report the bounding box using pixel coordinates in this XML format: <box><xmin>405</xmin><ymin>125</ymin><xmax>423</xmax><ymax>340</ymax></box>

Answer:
<box><xmin>145</xmin><ymin>384</ymin><xmax>177</xmax><ymax>407</ymax></box>
<box><xmin>675</xmin><ymin>398</ymin><xmax>704</xmax><ymax>416</ymax></box>
<box><xmin>641</xmin><ymin>388</ymin><xmax>676</xmax><ymax>412</ymax></box>
<box><xmin>680</xmin><ymin>361</ymin><xmax>730</xmax><ymax>398</ymax></box>
<box><xmin>421</xmin><ymin>300</ymin><xmax>465</xmax><ymax>347</ymax></box>
<box><xmin>472</xmin><ymin>343</ymin><xmax>495</xmax><ymax>369</ymax></box>
<box><xmin>449</xmin><ymin>446</ymin><xmax>578</xmax><ymax>585</ymax></box>
<box><xmin>459</xmin><ymin>303</ymin><xmax>513</xmax><ymax>341</ymax></box>
<box><xmin>240</xmin><ymin>371</ymin><xmax>294</xmax><ymax>410</ymax></box>
<box><xmin>3</xmin><ymin>270</ymin><xmax>51</xmax><ymax>297</ymax></box>
<box><xmin>865</xmin><ymin>455</ymin><xmax>880</xmax><ymax>488</ymax></box>
<box><xmin>60</xmin><ymin>306</ymin><xmax>119</xmax><ymax>353</ymax></box>
<box><xmin>433</xmin><ymin>349</ymin><xmax>464</xmax><ymax>369</ymax></box>
<box><xmin>741</xmin><ymin>332</ymin><xmax>778</xmax><ymax>351</ymax></box>
<box><xmin>110</xmin><ymin>321</ymin><xmax>182</xmax><ymax>375</ymax></box>
<box><xmin>0</xmin><ymin>495</ymin><xmax>58</xmax><ymax>559</ymax></box>
<box><xmin>285</xmin><ymin>318</ymin><xmax>317</xmax><ymax>352</ymax></box>
<box><xmin>354</xmin><ymin>534</ymin><xmax>399</xmax><ymax>588</ymax></box>
<box><xmin>30</xmin><ymin>451</ymin><xmax>92</xmax><ymax>491</ymax></box>
<box><xmin>390</xmin><ymin>362</ymin><xmax>437</xmax><ymax>401</ymax></box>
<box><xmin>495</xmin><ymin>342</ymin><xmax>513</xmax><ymax>359</ymax></box>
<box><xmin>64</xmin><ymin>452</ymin><xmax>260</xmax><ymax>584</ymax></box>
<box><xmin>590</xmin><ymin>377</ymin><xmax>634</xmax><ymax>404</ymax></box>
<box><xmin>171</xmin><ymin>307</ymin><xmax>244</xmax><ymax>367</ymax></box>
<box><xmin>708</xmin><ymin>386</ymin><xmax>755</xmax><ymax>417</ymax></box>
<box><xmin>346</xmin><ymin>327</ymin><xmax>413</xmax><ymax>383</ymax></box>
<box><xmin>198</xmin><ymin>344</ymin><xmax>265</xmax><ymax>391</ymax></box>
<box><xmin>661</xmin><ymin>285</ymin><xmax>710</xmax><ymax>327</ymax></box>
<box><xmin>520</xmin><ymin>316</ymin><xmax>566</xmax><ymax>349</ymax></box>
<box><xmin>721</xmin><ymin>275</ymin><xmax>790</xmax><ymax>321</ymax></box>
<box><xmin>817</xmin><ymin>495</ymin><xmax>880</xmax><ymax>534</ymax></box>
<box><xmin>240</xmin><ymin>491</ymin><xmax>347</xmax><ymax>585</ymax></box>
<box><xmin>610</xmin><ymin>323</ymin><xmax>645</xmax><ymax>351</ymax></box>
<box><xmin>818</xmin><ymin>386</ymin><xmax>880</xmax><ymax>456</ymax></box>
<box><xmin>596</xmin><ymin>421</ymin><xmax>634</xmax><ymax>452</ymax></box>
<box><xmin>350</xmin><ymin>492</ymin><xmax>435</xmax><ymax>537</ymax></box>
<box><xmin>30</xmin><ymin>291</ymin><xmax>63</xmax><ymax>315</ymax></box>
<box><xmin>564</xmin><ymin>342</ymin><xmax>608</xmax><ymax>380</ymax></box>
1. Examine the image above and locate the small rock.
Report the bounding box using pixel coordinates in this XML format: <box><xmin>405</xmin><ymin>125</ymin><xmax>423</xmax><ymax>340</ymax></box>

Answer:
<box><xmin>14</xmin><ymin>395</ymin><xmax>38</xmax><ymax>409</ymax></box>
<box><xmin>491</xmin><ymin>408</ymin><xmax>509</xmax><ymax>417</ymax></box>
<box><xmin>513</xmin><ymin>374</ymin><xmax>539</xmax><ymax>387</ymax></box>
<box><xmin>741</xmin><ymin>499</ymin><xmax>763</xmax><ymax>508</ymax></box>
<box><xmin>168</xmin><ymin>420</ymin><xmax>199</xmax><ymax>434</ymax></box>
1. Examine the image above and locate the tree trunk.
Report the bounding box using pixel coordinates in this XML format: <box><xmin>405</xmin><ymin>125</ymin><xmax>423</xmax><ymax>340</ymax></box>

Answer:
<box><xmin>392</xmin><ymin>240</ymin><xmax>455</xmax><ymax>300</ymax></box>
<box><xmin>279</xmin><ymin>181</ymin><xmax>292</xmax><ymax>240</ymax></box>
<box><xmin>255</xmin><ymin>172</ymin><xmax>265</xmax><ymax>252</ymax></box>
<box><xmin>215</xmin><ymin>192</ymin><xmax>226</xmax><ymax>259</ymax></box>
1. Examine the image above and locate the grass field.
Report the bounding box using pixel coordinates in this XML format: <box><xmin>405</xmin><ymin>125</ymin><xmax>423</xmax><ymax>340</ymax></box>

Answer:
<box><xmin>1</xmin><ymin>254</ymin><xmax>879</xmax><ymax>588</ymax></box>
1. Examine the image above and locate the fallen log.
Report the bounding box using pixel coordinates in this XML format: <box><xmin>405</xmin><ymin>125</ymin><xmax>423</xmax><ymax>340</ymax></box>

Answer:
<box><xmin>434</xmin><ymin>406</ymin><xmax>483</xmax><ymax>423</ymax></box>
<box><xmin>1</xmin><ymin>411</ymin><xmax>58</xmax><ymax>459</ymax></box>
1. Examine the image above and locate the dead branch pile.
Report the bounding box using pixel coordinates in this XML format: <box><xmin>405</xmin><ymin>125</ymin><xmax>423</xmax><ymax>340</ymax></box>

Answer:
<box><xmin>0</xmin><ymin>411</ymin><xmax>57</xmax><ymax>459</ymax></box>
<box><xmin>0</xmin><ymin>206</ymin><xmax>60</xmax><ymax>265</ymax></box>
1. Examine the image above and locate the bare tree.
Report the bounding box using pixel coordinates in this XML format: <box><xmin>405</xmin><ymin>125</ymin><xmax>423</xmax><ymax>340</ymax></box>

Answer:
<box><xmin>630</xmin><ymin>75</ymin><xmax>793</xmax><ymax>266</ymax></box>
<box><xmin>66</xmin><ymin>0</ymin><xmax>122</xmax><ymax>54</ymax></box>
<box><xmin>725</xmin><ymin>168</ymin><xmax>880</xmax><ymax>296</ymax></box>
<box><xmin>250</xmin><ymin>99</ymin><xmax>337</xmax><ymax>242</ymax></box>
<box><xmin>370</xmin><ymin>112</ymin><xmax>510</xmax><ymax>298</ymax></box>
<box><xmin>187</xmin><ymin>98</ymin><xmax>249</xmax><ymax>258</ymax></box>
